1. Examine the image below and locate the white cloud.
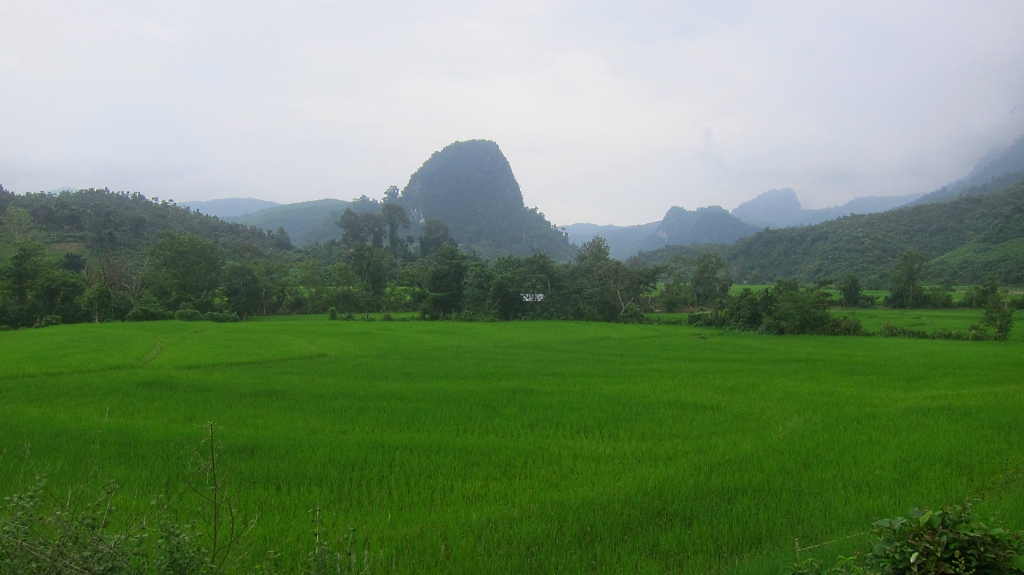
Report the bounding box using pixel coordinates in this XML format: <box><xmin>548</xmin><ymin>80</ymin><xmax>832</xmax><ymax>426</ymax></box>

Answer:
<box><xmin>1</xmin><ymin>0</ymin><xmax>1022</xmax><ymax>223</ymax></box>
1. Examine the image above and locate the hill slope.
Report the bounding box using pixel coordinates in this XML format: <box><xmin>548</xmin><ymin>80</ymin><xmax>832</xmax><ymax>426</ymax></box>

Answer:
<box><xmin>912</xmin><ymin>136</ymin><xmax>1024</xmax><ymax>205</ymax></box>
<box><xmin>724</xmin><ymin>180</ymin><xmax>1024</xmax><ymax>285</ymax></box>
<box><xmin>0</xmin><ymin>187</ymin><xmax>288</xmax><ymax>254</ymax></box>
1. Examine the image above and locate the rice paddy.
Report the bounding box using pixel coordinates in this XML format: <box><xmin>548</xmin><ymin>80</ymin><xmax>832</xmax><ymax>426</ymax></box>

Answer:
<box><xmin>1</xmin><ymin>314</ymin><xmax>1022</xmax><ymax>573</ymax></box>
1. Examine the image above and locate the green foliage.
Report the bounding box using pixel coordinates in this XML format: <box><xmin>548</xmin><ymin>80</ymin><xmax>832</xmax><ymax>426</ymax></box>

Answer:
<box><xmin>887</xmin><ymin>251</ymin><xmax>927</xmax><ymax>309</ymax></box>
<box><xmin>418</xmin><ymin>219</ymin><xmax>454</xmax><ymax>258</ymax></box>
<box><xmin>980</xmin><ymin>287</ymin><xmax>1015</xmax><ymax>340</ymax></box>
<box><xmin>203</xmin><ymin>311</ymin><xmax>241</xmax><ymax>323</ymax></box>
<box><xmin>146</xmin><ymin>231</ymin><xmax>223</xmax><ymax>312</ymax></box>
<box><xmin>691</xmin><ymin>253</ymin><xmax>732</xmax><ymax>308</ymax></box>
<box><xmin>175</xmin><ymin>309</ymin><xmax>203</xmax><ymax>322</ymax></box>
<box><xmin>689</xmin><ymin>279</ymin><xmax>864</xmax><ymax>335</ymax></box>
<box><xmin>421</xmin><ymin>245</ymin><xmax>467</xmax><ymax>319</ymax></box>
<box><xmin>635</xmin><ymin>179</ymin><xmax>1024</xmax><ymax>286</ymax></box>
<box><xmin>788</xmin><ymin>502</ymin><xmax>1024</xmax><ymax>575</ymax></box>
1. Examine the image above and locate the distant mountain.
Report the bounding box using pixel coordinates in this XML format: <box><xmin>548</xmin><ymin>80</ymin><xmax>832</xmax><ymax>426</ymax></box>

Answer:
<box><xmin>565</xmin><ymin>206</ymin><xmax>759</xmax><ymax>260</ymax></box>
<box><xmin>911</xmin><ymin>136</ymin><xmax>1024</xmax><ymax>205</ymax></box>
<box><xmin>563</xmin><ymin>222</ymin><xmax>661</xmax><ymax>260</ymax></box>
<box><xmin>226</xmin><ymin>198</ymin><xmax>378</xmax><ymax>247</ymax></box>
<box><xmin>658</xmin><ymin>206</ymin><xmax>759</xmax><ymax>245</ymax></box>
<box><xmin>180</xmin><ymin>198</ymin><xmax>280</xmax><ymax>218</ymax></box>
<box><xmin>397</xmin><ymin>140</ymin><xmax>575</xmax><ymax>261</ymax></box>
<box><xmin>730</xmin><ymin>188</ymin><xmax>921</xmax><ymax>228</ymax></box>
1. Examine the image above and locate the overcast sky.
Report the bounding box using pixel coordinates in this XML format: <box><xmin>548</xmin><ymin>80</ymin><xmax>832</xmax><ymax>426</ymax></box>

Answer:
<box><xmin>2</xmin><ymin>1</ymin><xmax>1023</xmax><ymax>225</ymax></box>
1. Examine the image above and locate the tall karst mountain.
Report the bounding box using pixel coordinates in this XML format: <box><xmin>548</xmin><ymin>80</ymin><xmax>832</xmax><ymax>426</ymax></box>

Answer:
<box><xmin>398</xmin><ymin>140</ymin><xmax>575</xmax><ymax>261</ymax></box>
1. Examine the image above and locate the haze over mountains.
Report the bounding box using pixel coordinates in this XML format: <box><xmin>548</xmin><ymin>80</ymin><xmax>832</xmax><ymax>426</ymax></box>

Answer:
<box><xmin>166</xmin><ymin>133</ymin><xmax>1024</xmax><ymax>263</ymax></box>
<box><xmin>180</xmin><ymin>198</ymin><xmax>280</xmax><ymax>218</ymax></box>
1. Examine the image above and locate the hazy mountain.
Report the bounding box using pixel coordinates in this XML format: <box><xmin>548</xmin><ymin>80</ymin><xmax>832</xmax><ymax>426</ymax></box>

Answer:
<box><xmin>397</xmin><ymin>140</ymin><xmax>575</xmax><ymax>261</ymax></box>
<box><xmin>730</xmin><ymin>188</ymin><xmax>921</xmax><ymax>228</ymax></box>
<box><xmin>566</xmin><ymin>206</ymin><xmax>758</xmax><ymax>260</ymax></box>
<box><xmin>657</xmin><ymin>206</ymin><xmax>760</xmax><ymax>245</ymax></box>
<box><xmin>226</xmin><ymin>198</ymin><xmax>379</xmax><ymax>247</ymax></box>
<box><xmin>180</xmin><ymin>198</ymin><xmax>279</xmax><ymax>218</ymax></box>
<box><xmin>563</xmin><ymin>222</ymin><xmax>661</xmax><ymax>260</ymax></box>
<box><xmin>911</xmin><ymin>136</ymin><xmax>1024</xmax><ymax>205</ymax></box>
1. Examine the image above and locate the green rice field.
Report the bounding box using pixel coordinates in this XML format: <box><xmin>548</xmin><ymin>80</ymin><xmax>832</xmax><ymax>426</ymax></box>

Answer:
<box><xmin>1</xmin><ymin>314</ymin><xmax>1023</xmax><ymax>573</ymax></box>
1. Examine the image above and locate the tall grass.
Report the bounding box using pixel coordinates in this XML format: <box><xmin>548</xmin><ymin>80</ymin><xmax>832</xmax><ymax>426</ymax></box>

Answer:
<box><xmin>1</xmin><ymin>317</ymin><xmax>1022</xmax><ymax>573</ymax></box>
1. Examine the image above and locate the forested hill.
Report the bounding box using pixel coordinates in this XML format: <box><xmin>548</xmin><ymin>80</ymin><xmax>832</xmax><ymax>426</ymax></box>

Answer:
<box><xmin>0</xmin><ymin>187</ymin><xmax>291</xmax><ymax>254</ymax></box>
<box><xmin>723</xmin><ymin>179</ymin><xmax>1024</xmax><ymax>286</ymax></box>
<box><xmin>226</xmin><ymin>197</ymin><xmax>380</xmax><ymax>246</ymax></box>
<box><xmin>398</xmin><ymin>140</ymin><xmax>576</xmax><ymax>261</ymax></box>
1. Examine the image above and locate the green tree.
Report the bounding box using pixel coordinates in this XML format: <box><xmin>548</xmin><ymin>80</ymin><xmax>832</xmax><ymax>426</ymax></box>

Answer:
<box><xmin>838</xmin><ymin>273</ymin><xmax>862</xmax><ymax>308</ymax></box>
<box><xmin>147</xmin><ymin>232</ymin><xmax>223</xmax><ymax>311</ymax></box>
<box><xmin>336</xmin><ymin>208</ymin><xmax>367</xmax><ymax>248</ymax></box>
<box><xmin>223</xmin><ymin>262</ymin><xmax>263</xmax><ymax>320</ymax></box>
<box><xmin>691</xmin><ymin>253</ymin><xmax>732</xmax><ymax>308</ymax></box>
<box><xmin>381</xmin><ymin>203</ymin><xmax>411</xmax><ymax>257</ymax></box>
<box><xmin>978</xmin><ymin>277</ymin><xmax>1014</xmax><ymax>340</ymax></box>
<box><xmin>888</xmin><ymin>250</ymin><xmax>926</xmax><ymax>309</ymax></box>
<box><xmin>422</xmin><ymin>245</ymin><xmax>467</xmax><ymax>319</ymax></box>
<box><xmin>419</xmin><ymin>220</ymin><xmax>454</xmax><ymax>258</ymax></box>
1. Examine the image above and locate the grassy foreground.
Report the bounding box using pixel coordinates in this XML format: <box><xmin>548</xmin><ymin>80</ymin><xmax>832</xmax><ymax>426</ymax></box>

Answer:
<box><xmin>1</xmin><ymin>317</ymin><xmax>1022</xmax><ymax>574</ymax></box>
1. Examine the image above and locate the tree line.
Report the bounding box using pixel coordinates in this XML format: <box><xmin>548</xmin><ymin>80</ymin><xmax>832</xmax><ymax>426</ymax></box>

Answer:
<box><xmin>1</xmin><ymin>187</ymin><xmax>1019</xmax><ymax>334</ymax></box>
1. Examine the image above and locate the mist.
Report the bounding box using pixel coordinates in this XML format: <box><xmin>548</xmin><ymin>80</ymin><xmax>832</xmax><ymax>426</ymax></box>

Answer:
<box><xmin>1</xmin><ymin>0</ymin><xmax>1023</xmax><ymax>225</ymax></box>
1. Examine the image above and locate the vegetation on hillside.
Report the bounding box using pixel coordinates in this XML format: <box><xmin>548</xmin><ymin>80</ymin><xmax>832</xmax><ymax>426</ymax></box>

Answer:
<box><xmin>635</xmin><ymin>180</ymin><xmax>1024</xmax><ymax>287</ymax></box>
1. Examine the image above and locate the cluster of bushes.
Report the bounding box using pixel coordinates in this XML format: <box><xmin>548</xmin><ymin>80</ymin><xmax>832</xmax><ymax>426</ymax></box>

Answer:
<box><xmin>173</xmin><ymin>309</ymin><xmax>241</xmax><ymax>323</ymax></box>
<box><xmin>688</xmin><ymin>279</ymin><xmax>865</xmax><ymax>335</ymax></box>
<box><xmin>788</xmin><ymin>502</ymin><xmax>1024</xmax><ymax>575</ymax></box>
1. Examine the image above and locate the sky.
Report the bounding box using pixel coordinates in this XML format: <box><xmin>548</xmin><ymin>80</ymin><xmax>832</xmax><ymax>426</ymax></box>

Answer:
<box><xmin>1</xmin><ymin>1</ymin><xmax>1023</xmax><ymax>226</ymax></box>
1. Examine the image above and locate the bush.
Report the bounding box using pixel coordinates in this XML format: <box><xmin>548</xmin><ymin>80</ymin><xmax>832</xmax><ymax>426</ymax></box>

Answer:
<box><xmin>382</xmin><ymin>312</ymin><xmax>393</xmax><ymax>321</ymax></box>
<box><xmin>689</xmin><ymin>280</ymin><xmax>861</xmax><ymax>335</ymax></box>
<box><xmin>203</xmin><ymin>311</ymin><xmax>240</xmax><ymax>323</ymax></box>
<box><xmin>618</xmin><ymin>303</ymin><xmax>647</xmax><ymax>324</ymax></box>
<box><xmin>174</xmin><ymin>309</ymin><xmax>203</xmax><ymax>322</ymax></box>
<box><xmin>788</xmin><ymin>502</ymin><xmax>1024</xmax><ymax>575</ymax></box>
<box><xmin>328</xmin><ymin>306</ymin><xmax>338</xmax><ymax>320</ymax></box>
<box><xmin>126</xmin><ymin>306</ymin><xmax>172</xmax><ymax>322</ymax></box>
<box><xmin>38</xmin><ymin>315</ymin><xmax>62</xmax><ymax>327</ymax></box>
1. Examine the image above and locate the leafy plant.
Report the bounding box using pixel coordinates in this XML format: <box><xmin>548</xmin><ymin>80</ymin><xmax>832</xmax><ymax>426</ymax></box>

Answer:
<box><xmin>788</xmin><ymin>502</ymin><xmax>1024</xmax><ymax>575</ymax></box>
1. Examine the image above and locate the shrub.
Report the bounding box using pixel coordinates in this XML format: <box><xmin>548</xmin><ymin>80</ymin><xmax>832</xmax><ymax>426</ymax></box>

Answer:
<box><xmin>202</xmin><ymin>311</ymin><xmax>240</xmax><ymax>323</ymax></box>
<box><xmin>382</xmin><ymin>312</ymin><xmax>393</xmax><ymax>321</ymax></box>
<box><xmin>618</xmin><ymin>303</ymin><xmax>647</xmax><ymax>324</ymax></box>
<box><xmin>328</xmin><ymin>307</ymin><xmax>338</xmax><ymax>320</ymax></box>
<box><xmin>787</xmin><ymin>502</ymin><xmax>1024</xmax><ymax>575</ymax></box>
<box><xmin>689</xmin><ymin>280</ymin><xmax>862</xmax><ymax>335</ymax></box>
<box><xmin>38</xmin><ymin>315</ymin><xmax>62</xmax><ymax>327</ymax></box>
<box><xmin>174</xmin><ymin>309</ymin><xmax>203</xmax><ymax>322</ymax></box>
<box><xmin>126</xmin><ymin>306</ymin><xmax>172</xmax><ymax>322</ymax></box>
